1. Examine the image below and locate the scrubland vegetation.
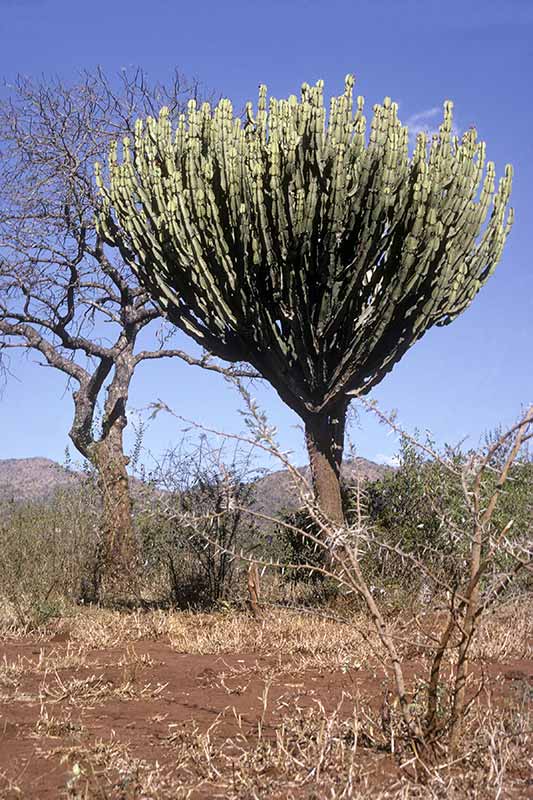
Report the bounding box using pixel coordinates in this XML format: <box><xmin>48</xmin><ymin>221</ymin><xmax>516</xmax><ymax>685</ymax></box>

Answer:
<box><xmin>0</xmin><ymin>401</ymin><xmax>531</xmax><ymax>799</ymax></box>
<box><xmin>0</xmin><ymin>64</ymin><xmax>528</xmax><ymax>798</ymax></box>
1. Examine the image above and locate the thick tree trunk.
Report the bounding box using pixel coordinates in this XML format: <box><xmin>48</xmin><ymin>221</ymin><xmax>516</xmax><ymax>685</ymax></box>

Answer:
<box><xmin>304</xmin><ymin>400</ymin><xmax>349</xmax><ymax>526</ymax></box>
<box><xmin>91</xmin><ymin>425</ymin><xmax>138</xmax><ymax>601</ymax></box>
<box><xmin>69</xmin><ymin>355</ymin><xmax>139</xmax><ymax>603</ymax></box>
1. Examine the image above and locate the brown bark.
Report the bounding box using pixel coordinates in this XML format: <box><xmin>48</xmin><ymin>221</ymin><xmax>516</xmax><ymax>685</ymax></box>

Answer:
<box><xmin>247</xmin><ymin>563</ymin><xmax>262</xmax><ymax>619</ymax></box>
<box><xmin>304</xmin><ymin>400</ymin><xmax>348</xmax><ymax>525</ymax></box>
<box><xmin>90</xmin><ymin>425</ymin><xmax>138</xmax><ymax>601</ymax></box>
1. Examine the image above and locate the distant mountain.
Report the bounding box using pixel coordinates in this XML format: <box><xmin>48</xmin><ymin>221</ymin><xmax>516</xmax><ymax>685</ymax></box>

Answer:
<box><xmin>0</xmin><ymin>455</ymin><xmax>390</xmax><ymax>515</ymax></box>
<box><xmin>0</xmin><ymin>457</ymin><xmax>80</xmax><ymax>502</ymax></box>
<box><xmin>250</xmin><ymin>458</ymin><xmax>390</xmax><ymax>523</ymax></box>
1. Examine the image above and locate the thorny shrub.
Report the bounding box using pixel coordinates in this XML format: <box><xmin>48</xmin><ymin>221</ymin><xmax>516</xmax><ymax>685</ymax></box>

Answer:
<box><xmin>162</xmin><ymin>387</ymin><xmax>533</xmax><ymax>772</ymax></box>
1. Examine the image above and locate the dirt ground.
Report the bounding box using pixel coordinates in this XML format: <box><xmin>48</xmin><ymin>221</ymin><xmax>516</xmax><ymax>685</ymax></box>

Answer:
<box><xmin>0</xmin><ymin>609</ymin><xmax>531</xmax><ymax>799</ymax></box>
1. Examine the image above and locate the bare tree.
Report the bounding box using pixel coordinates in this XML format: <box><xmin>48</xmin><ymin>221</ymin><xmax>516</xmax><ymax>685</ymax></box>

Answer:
<box><xmin>0</xmin><ymin>69</ymin><xmax>257</xmax><ymax>599</ymax></box>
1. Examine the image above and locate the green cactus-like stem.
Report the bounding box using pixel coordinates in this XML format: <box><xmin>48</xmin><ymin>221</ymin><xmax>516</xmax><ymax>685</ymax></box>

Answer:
<box><xmin>95</xmin><ymin>76</ymin><xmax>513</xmax><ymax>524</ymax></box>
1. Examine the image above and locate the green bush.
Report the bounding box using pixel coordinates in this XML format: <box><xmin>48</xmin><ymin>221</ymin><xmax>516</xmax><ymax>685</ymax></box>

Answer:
<box><xmin>272</xmin><ymin>430</ymin><xmax>532</xmax><ymax>605</ymax></box>
<box><xmin>0</xmin><ymin>481</ymin><xmax>101</xmax><ymax>628</ymax></box>
<box><xmin>365</xmin><ymin>433</ymin><xmax>533</xmax><ymax>596</ymax></box>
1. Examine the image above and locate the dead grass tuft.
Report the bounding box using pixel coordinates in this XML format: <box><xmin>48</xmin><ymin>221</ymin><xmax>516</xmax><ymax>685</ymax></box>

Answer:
<box><xmin>470</xmin><ymin>598</ymin><xmax>533</xmax><ymax>662</ymax></box>
<box><xmin>39</xmin><ymin>671</ymin><xmax>169</xmax><ymax>706</ymax></box>
<box><xmin>31</xmin><ymin>705</ymin><xmax>87</xmax><ymax>740</ymax></box>
<box><xmin>66</xmin><ymin>608</ymin><xmax>170</xmax><ymax>648</ymax></box>
<box><xmin>165</xmin><ymin>609</ymin><xmax>381</xmax><ymax>668</ymax></box>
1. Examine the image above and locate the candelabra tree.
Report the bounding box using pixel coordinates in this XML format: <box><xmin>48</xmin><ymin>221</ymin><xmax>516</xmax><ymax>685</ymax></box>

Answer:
<box><xmin>95</xmin><ymin>75</ymin><xmax>513</xmax><ymax>526</ymax></box>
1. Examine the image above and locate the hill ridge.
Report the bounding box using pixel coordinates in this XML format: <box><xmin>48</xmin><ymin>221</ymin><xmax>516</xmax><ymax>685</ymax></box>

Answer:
<box><xmin>0</xmin><ymin>456</ymin><xmax>390</xmax><ymax>514</ymax></box>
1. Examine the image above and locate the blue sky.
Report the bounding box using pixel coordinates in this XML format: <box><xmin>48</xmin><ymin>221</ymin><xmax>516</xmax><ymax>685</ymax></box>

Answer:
<box><xmin>0</xmin><ymin>0</ymin><xmax>532</xmax><ymax>472</ymax></box>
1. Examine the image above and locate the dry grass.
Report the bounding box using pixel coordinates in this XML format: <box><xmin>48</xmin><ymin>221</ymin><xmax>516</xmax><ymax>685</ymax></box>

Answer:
<box><xmin>0</xmin><ymin>602</ymin><xmax>531</xmax><ymax>798</ymax></box>
<box><xmin>47</xmin><ymin>737</ymin><xmax>177</xmax><ymax>800</ymax></box>
<box><xmin>38</xmin><ymin>671</ymin><xmax>169</xmax><ymax>706</ymax></box>
<box><xmin>66</xmin><ymin>608</ymin><xmax>170</xmax><ymax>648</ymax></box>
<box><xmin>58</xmin><ymin>600</ymin><xmax>533</xmax><ymax>679</ymax></box>
<box><xmin>0</xmin><ymin>642</ymin><xmax>160</xmax><ymax>697</ymax></box>
<box><xmin>0</xmin><ymin>651</ymin><xmax>168</xmax><ymax>708</ymax></box>
<box><xmin>166</xmin><ymin>610</ymin><xmax>381</xmax><ymax>667</ymax></box>
<box><xmin>31</xmin><ymin>705</ymin><xmax>87</xmax><ymax>740</ymax></box>
<box><xmin>32</xmin><ymin>697</ymin><xmax>530</xmax><ymax>800</ymax></box>
<box><xmin>1</xmin><ymin>592</ymin><xmax>530</xmax><ymax>667</ymax></box>
<box><xmin>58</xmin><ymin>607</ymin><xmax>383</xmax><ymax>672</ymax></box>
<box><xmin>469</xmin><ymin>598</ymin><xmax>533</xmax><ymax>662</ymax></box>
<box><xmin>0</xmin><ymin>771</ymin><xmax>23</xmax><ymax>800</ymax></box>
<box><xmin>0</xmin><ymin>645</ymin><xmax>91</xmax><ymax>683</ymax></box>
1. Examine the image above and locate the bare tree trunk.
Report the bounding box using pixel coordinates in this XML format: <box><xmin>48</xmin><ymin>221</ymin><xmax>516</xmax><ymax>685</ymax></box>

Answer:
<box><xmin>91</xmin><ymin>423</ymin><xmax>138</xmax><ymax>601</ymax></box>
<box><xmin>68</xmin><ymin>357</ymin><xmax>140</xmax><ymax>603</ymax></box>
<box><xmin>247</xmin><ymin>563</ymin><xmax>262</xmax><ymax>619</ymax></box>
<box><xmin>304</xmin><ymin>400</ymin><xmax>348</xmax><ymax>525</ymax></box>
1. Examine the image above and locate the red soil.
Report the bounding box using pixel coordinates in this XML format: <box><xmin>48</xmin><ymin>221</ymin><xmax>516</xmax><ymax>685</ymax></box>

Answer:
<box><xmin>0</xmin><ymin>633</ymin><xmax>531</xmax><ymax>799</ymax></box>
